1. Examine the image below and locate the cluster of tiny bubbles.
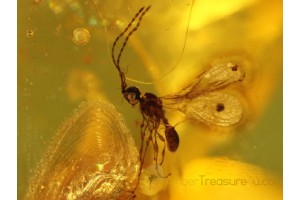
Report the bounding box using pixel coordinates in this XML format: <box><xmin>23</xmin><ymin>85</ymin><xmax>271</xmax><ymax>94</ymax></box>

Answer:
<box><xmin>139</xmin><ymin>164</ymin><xmax>167</xmax><ymax>196</ymax></box>
<box><xmin>48</xmin><ymin>0</ymin><xmax>64</xmax><ymax>14</ymax></box>
<box><xmin>48</xmin><ymin>0</ymin><xmax>79</xmax><ymax>15</ymax></box>
<box><xmin>72</xmin><ymin>28</ymin><xmax>90</xmax><ymax>46</ymax></box>
<box><xmin>25</xmin><ymin>99</ymin><xmax>140</xmax><ymax>200</ymax></box>
<box><xmin>33</xmin><ymin>0</ymin><xmax>44</xmax><ymax>5</ymax></box>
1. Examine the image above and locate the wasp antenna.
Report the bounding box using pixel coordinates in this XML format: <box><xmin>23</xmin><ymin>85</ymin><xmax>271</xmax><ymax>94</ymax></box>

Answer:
<box><xmin>112</xmin><ymin>6</ymin><xmax>146</xmax><ymax>68</ymax></box>
<box><xmin>111</xmin><ymin>6</ymin><xmax>151</xmax><ymax>92</ymax></box>
<box><xmin>116</xmin><ymin>6</ymin><xmax>151</xmax><ymax>67</ymax></box>
<box><xmin>124</xmin><ymin>1</ymin><xmax>194</xmax><ymax>85</ymax></box>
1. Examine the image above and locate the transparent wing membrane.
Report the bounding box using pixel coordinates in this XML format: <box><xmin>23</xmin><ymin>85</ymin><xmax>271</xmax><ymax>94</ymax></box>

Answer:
<box><xmin>161</xmin><ymin>56</ymin><xmax>251</xmax><ymax>127</ymax></box>
<box><xmin>179</xmin><ymin>92</ymin><xmax>243</xmax><ymax>127</ymax></box>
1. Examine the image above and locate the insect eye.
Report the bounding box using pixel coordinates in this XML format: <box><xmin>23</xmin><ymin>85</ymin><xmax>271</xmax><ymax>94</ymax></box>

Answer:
<box><xmin>128</xmin><ymin>93</ymin><xmax>137</xmax><ymax>100</ymax></box>
<box><xmin>126</xmin><ymin>92</ymin><xmax>140</xmax><ymax>105</ymax></box>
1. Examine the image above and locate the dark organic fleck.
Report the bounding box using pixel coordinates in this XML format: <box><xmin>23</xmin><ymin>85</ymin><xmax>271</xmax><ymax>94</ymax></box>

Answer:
<box><xmin>231</xmin><ymin>65</ymin><xmax>238</xmax><ymax>71</ymax></box>
<box><xmin>216</xmin><ymin>103</ymin><xmax>225</xmax><ymax>112</ymax></box>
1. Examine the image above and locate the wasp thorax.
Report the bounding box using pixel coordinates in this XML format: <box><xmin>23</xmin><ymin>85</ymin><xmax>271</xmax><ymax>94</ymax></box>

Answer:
<box><xmin>124</xmin><ymin>86</ymin><xmax>141</xmax><ymax>105</ymax></box>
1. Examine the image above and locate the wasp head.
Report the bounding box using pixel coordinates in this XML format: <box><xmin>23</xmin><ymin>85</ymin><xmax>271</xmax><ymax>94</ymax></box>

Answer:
<box><xmin>123</xmin><ymin>86</ymin><xmax>141</xmax><ymax>106</ymax></box>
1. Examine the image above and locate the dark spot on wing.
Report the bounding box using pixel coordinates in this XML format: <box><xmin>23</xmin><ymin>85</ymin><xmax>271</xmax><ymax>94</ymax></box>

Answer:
<box><xmin>231</xmin><ymin>65</ymin><xmax>238</xmax><ymax>71</ymax></box>
<box><xmin>216</xmin><ymin>103</ymin><xmax>225</xmax><ymax>112</ymax></box>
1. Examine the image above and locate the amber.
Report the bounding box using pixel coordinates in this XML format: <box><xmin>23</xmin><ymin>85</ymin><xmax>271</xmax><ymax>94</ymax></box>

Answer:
<box><xmin>18</xmin><ymin>0</ymin><xmax>282</xmax><ymax>199</ymax></box>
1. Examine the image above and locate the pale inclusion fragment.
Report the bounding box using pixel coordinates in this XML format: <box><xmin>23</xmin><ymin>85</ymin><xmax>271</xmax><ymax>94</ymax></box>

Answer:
<box><xmin>26</xmin><ymin>99</ymin><xmax>140</xmax><ymax>200</ymax></box>
<box><xmin>139</xmin><ymin>165</ymin><xmax>167</xmax><ymax>196</ymax></box>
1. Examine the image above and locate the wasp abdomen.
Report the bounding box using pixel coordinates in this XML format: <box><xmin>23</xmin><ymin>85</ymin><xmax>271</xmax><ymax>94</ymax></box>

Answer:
<box><xmin>165</xmin><ymin>126</ymin><xmax>179</xmax><ymax>152</ymax></box>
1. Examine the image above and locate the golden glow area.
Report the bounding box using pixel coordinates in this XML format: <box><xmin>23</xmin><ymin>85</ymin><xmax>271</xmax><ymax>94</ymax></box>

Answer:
<box><xmin>189</xmin><ymin>0</ymin><xmax>258</xmax><ymax>30</ymax></box>
<box><xmin>170</xmin><ymin>157</ymin><xmax>282</xmax><ymax>200</ymax></box>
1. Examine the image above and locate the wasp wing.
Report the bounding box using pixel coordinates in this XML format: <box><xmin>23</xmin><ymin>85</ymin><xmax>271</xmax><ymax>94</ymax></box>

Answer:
<box><xmin>178</xmin><ymin>92</ymin><xmax>243</xmax><ymax>127</ymax></box>
<box><xmin>179</xmin><ymin>61</ymin><xmax>245</xmax><ymax>99</ymax></box>
<box><xmin>161</xmin><ymin>59</ymin><xmax>247</xmax><ymax>126</ymax></box>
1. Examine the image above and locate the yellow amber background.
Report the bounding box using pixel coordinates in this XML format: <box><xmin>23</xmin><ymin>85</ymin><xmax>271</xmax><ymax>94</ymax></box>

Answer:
<box><xmin>18</xmin><ymin>0</ymin><xmax>282</xmax><ymax>199</ymax></box>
